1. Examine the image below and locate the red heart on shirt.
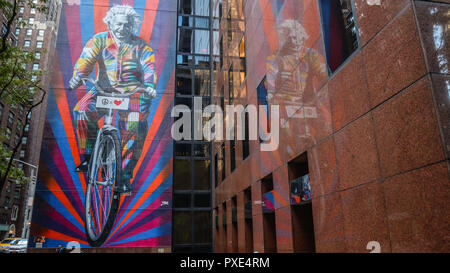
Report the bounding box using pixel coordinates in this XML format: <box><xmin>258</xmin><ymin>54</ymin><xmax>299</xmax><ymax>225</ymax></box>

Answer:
<box><xmin>114</xmin><ymin>100</ymin><xmax>122</xmax><ymax>106</ymax></box>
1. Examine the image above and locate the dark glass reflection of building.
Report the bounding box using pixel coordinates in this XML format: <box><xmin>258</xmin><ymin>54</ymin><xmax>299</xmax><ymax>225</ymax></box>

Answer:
<box><xmin>173</xmin><ymin>0</ymin><xmax>216</xmax><ymax>253</ymax></box>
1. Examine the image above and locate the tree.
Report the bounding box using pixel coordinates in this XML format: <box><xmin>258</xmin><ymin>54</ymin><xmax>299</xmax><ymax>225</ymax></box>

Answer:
<box><xmin>0</xmin><ymin>0</ymin><xmax>48</xmax><ymax>193</ymax></box>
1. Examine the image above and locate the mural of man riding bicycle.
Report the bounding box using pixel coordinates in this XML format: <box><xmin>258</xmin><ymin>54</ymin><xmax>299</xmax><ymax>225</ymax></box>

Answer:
<box><xmin>29</xmin><ymin>1</ymin><xmax>176</xmax><ymax>249</ymax></box>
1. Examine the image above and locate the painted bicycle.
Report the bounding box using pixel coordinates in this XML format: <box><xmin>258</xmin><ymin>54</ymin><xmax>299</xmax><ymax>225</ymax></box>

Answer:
<box><xmin>76</xmin><ymin>77</ymin><xmax>154</xmax><ymax>247</ymax></box>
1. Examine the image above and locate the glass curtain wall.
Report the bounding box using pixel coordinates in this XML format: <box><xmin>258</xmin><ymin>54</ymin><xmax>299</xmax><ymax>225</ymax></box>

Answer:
<box><xmin>173</xmin><ymin>0</ymin><xmax>214</xmax><ymax>253</ymax></box>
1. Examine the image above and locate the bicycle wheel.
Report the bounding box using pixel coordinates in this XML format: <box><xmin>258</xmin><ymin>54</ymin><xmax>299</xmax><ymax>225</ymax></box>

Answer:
<box><xmin>85</xmin><ymin>130</ymin><xmax>121</xmax><ymax>247</ymax></box>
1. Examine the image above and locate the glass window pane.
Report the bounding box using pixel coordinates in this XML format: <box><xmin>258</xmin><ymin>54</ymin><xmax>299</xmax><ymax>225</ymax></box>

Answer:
<box><xmin>319</xmin><ymin>0</ymin><xmax>358</xmax><ymax>73</ymax></box>
<box><xmin>194</xmin><ymin>193</ymin><xmax>211</xmax><ymax>207</ymax></box>
<box><xmin>194</xmin><ymin>29</ymin><xmax>210</xmax><ymax>54</ymax></box>
<box><xmin>174</xmin><ymin>159</ymin><xmax>191</xmax><ymax>190</ymax></box>
<box><xmin>175</xmin><ymin>143</ymin><xmax>191</xmax><ymax>157</ymax></box>
<box><xmin>175</xmin><ymin>97</ymin><xmax>192</xmax><ymax>110</ymax></box>
<box><xmin>195</xmin><ymin>17</ymin><xmax>209</xmax><ymax>28</ymax></box>
<box><xmin>194</xmin><ymin>69</ymin><xmax>210</xmax><ymax>96</ymax></box>
<box><xmin>179</xmin><ymin>0</ymin><xmax>193</xmax><ymax>15</ymax></box>
<box><xmin>195</xmin><ymin>0</ymin><xmax>210</xmax><ymax>16</ymax></box>
<box><xmin>193</xmin><ymin>144</ymin><xmax>209</xmax><ymax>158</ymax></box>
<box><xmin>193</xmin><ymin>160</ymin><xmax>210</xmax><ymax>190</ymax></box>
<box><xmin>178</xmin><ymin>28</ymin><xmax>193</xmax><ymax>53</ymax></box>
<box><xmin>177</xmin><ymin>54</ymin><xmax>194</xmax><ymax>66</ymax></box>
<box><xmin>195</xmin><ymin>55</ymin><xmax>210</xmax><ymax>68</ymax></box>
<box><xmin>176</xmin><ymin>68</ymin><xmax>192</xmax><ymax>95</ymax></box>
<box><xmin>173</xmin><ymin>211</ymin><xmax>191</xmax><ymax>244</ymax></box>
<box><xmin>174</xmin><ymin>193</ymin><xmax>191</xmax><ymax>208</ymax></box>
<box><xmin>178</xmin><ymin>15</ymin><xmax>193</xmax><ymax>27</ymax></box>
<box><xmin>194</xmin><ymin>211</ymin><xmax>211</xmax><ymax>243</ymax></box>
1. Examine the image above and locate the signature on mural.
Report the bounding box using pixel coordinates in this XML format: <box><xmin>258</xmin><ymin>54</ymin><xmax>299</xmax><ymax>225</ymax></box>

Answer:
<box><xmin>69</xmin><ymin>5</ymin><xmax>157</xmax><ymax>247</ymax></box>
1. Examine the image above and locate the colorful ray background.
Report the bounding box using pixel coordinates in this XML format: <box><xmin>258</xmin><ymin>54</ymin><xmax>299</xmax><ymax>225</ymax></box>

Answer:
<box><xmin>28</xmin><ymin>0</ymin><xmax>176</xmax><ymax>248</ymax></box>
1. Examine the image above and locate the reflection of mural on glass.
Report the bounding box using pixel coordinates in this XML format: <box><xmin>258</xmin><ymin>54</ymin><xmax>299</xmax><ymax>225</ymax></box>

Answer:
<box><xmin>266</xmin><ymin>19</ymin><xmax>326</xmax><ymax>108</ymax></box>
<box><xmin>290</xmin><ymin>174</ymin><xmax>311</xmax><ymax>205</ymax></box>
<box><xmin>29</xmin><ymin>0</ymin><xmax>176</xmax><ymax>249</ymax></box>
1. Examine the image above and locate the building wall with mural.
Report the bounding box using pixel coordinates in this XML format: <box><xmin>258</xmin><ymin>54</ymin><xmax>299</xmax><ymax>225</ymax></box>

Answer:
<box><xmin>29</xmin><ymin>0</ymin><xmax>176</xmax><ymax>250</ymax></box>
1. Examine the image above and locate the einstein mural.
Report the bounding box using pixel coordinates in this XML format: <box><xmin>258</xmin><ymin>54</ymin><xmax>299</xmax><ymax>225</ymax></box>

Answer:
<box><xmin>29</xmin><ymin>0</ymin><xmax>176</xmax><ymax>249</ymax></box>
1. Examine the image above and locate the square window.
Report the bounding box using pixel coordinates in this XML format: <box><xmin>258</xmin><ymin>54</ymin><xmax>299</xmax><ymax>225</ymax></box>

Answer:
<box><xmin>36</xmin><ymin>41</ymin><xmax>42</xmax><ymax>48</ymax></box>
<box><xmin>24</xmin><ymin>40</ymin><xmax>30</xmax><ymax>47</ymax></box>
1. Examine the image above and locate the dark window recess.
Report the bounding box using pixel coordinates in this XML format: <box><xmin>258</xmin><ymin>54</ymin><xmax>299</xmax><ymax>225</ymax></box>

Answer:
<box><xmin>288</xmin><ymin>152</ymin><xmax>316</xmax><ymax>253</ymax></box>
<box><xmin>214</xmin><ymin>153</ymin><xmax>218</xmax><ymax>188</ymax></box>
<box><xmin>319</xmin><ymin>0</ymin><xmax>359</xmax><ymax>73</ymax></box>
<box><xmin>230</xmin><ymin>139</ymin><xmax>235</xmax><ymax>173</ymax></box>
<box><xmin>231</xmin><ymin>207</ymin><xmax>237</xmax><ymax>223</ymax></box>
<box><xmin>222</xmin><ymin>205</ymin><xmax>226</xmax><ymax>226</ymax></box>
<box><xmin>231</xmin><ymin>197</ymin><xmax>238</xmax><ymax>252</ymax></box>
<box><xmin>221</xmin><ymin>143</ymin><xmax>226</xmax><ymax>181</ymax></box>
<box><xmin>288</xmin><ymin>152</ymin><xmax>311</xmax><ymax>205</ymax></box>
<box><xmin>244</xmin><ymin>187</ymin><xmax>253</xmax><ymax>252</ymax></box>
<box><xmin>242</xmin><ymin>110</ymin><xmax>250</xmax><ymax>159</ymax></box>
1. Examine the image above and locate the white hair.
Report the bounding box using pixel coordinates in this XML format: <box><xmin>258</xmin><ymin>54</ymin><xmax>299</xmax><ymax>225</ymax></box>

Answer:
<box><xmin>277</xmin><ymin>19</ymin><xmax>309</xmax><ymax>45</ymax></box>
<box><xmin>103</xmin><ymin>5</ymin><xmax>141</xmax><ymax>33</ymax></box>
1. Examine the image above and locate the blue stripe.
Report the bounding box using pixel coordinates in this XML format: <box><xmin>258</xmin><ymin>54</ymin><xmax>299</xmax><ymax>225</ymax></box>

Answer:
<box><xmin>46</xmin><ymin>90</ymin><xmax>86</xmax><ymax>206</ymax></box>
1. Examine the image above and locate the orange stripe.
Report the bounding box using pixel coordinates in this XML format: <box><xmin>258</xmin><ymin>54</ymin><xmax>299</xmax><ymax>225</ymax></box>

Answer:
<box><xmin>52</xmin><ymin>54</ymin><xmax>87</xmax><ymax>194</ymax></box>
<box><xmin>139</xmin><ymin>0</ymin><xmax>160</xmax><ymax>42</ymax></box>
<box><xmin>31</xmin><ymin>224</ymin><xmax>88</xmax><ymax>245</ymax></box>
<box><xmin>131</xmin><ymin>82</ymin><xmax>174</xmax><ymax>182</ymax></box>
<box><xmin>45</xmin><ymin>174</ymin><xmax>85</xmax><ymax>228</ymax></box>
<box><xmin>110</xmin><ymin>158</ymin><xmax>172</xmax><ymax>238</ymax></box>
<box><xmin>93</xmin><ymin>0</ymin><xmax>109</xmax><ymax>34</ymax></box>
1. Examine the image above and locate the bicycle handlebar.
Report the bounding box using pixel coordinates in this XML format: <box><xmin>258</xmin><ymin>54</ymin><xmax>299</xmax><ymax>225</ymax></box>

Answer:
<box><xmin>79</xmin><ymin>77</ymin><xmax>145</xmax><ymax>98</ymax></box>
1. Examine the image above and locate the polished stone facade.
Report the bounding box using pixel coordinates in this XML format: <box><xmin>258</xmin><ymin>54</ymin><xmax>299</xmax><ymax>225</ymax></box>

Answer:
<box><xmin>213</xmin><ymin>0</ymin><xmax>450</xmax><ymax>253</ymax></box>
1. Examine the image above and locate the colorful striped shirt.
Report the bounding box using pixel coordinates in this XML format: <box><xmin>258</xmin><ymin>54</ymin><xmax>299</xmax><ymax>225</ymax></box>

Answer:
<box><xmin>73</xmin><ymin>31</ymin><xmax>156</xmax><ymax>93</ymax></box>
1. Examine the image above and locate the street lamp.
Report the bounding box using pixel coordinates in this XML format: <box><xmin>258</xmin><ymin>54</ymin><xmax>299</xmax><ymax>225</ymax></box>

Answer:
<box><xmin>6</xmin><ymin>158</ymin><xmax>38</xmax><ymax>242</ymax></box>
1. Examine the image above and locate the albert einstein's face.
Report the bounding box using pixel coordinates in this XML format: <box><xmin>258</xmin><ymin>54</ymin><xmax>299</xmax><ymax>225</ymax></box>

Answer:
<box><xmin>110</xmin><ymin>14</ymin><xmax>133</xmax><ymax>42</ymax></box>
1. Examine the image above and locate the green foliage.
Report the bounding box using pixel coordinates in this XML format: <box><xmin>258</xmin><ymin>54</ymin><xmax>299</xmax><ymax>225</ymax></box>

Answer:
<box><xmin>0</xmin><ymin>0</ymin><xmax>49</xmax><ymax>188</ymax></box>
<box><xmin>0</xmin><ymin>132</ymin><xmax>29</xmax><ymax>185</ymax></box>
<box><xmin>0</xmin><ymin>46</ymin><xmax>44</xmax><ymax>107</ymax></box>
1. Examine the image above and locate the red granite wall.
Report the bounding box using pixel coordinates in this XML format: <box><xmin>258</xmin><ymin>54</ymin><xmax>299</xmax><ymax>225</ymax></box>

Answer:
<box><xmin>214</xmin><ymin>0</ymin><xmax>449</xmax><ymax>253</ymax></box>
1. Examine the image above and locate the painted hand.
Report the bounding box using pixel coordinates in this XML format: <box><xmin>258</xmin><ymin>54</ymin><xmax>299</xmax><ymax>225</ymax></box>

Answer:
<box><xmin>69</xmin><ymin>75</ymin><xmax>83</xmax><ymax>90</ymax></box>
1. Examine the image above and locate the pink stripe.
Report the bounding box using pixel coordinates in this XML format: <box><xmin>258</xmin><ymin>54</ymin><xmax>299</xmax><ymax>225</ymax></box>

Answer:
<box><xmin>64</xmin><ymin>4</ymin><xmax>83</xmax><ymax>67</ymax></box>
<box><xmin>106</xmin><ymin>234</ymin><xmax>171</xmax><ymax>248</ymax></box>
